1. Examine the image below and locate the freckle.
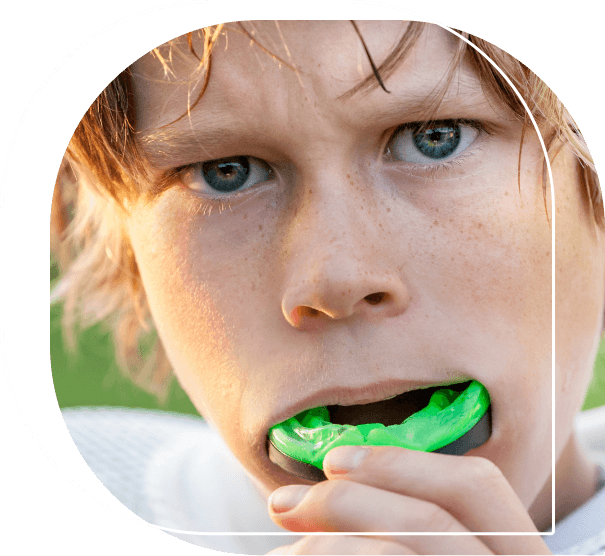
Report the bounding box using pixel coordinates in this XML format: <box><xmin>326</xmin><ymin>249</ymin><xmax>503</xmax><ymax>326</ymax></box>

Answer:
<box><xmin>386</xmin><ymin>208</ymin><xmax>391</xmax><ymax>212</ymax></box>
<box><xmin>451</xmin><ymin>256</ymin><xmax>454</xmax><ymax>261</ymax></box>
<box><xmin>243</xmin><ymin>214</ymin><xmax>248</xmax><ymax>219</ymax></box>
<box><xmin>259</xmin><ymin>225</ymin><xmax>263</xmax><ymax>231</ymax></box>
<box><xmin>347</xmin><ymin>174</ymin><xmax>350</xmax><ymax>178</ymax></box>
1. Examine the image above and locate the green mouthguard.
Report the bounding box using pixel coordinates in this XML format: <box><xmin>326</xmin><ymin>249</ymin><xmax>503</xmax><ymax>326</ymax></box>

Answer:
<box><xmin>269</xmin><ymin>380</ymin><xmax>490</xmax><ymax>475</ymax></box>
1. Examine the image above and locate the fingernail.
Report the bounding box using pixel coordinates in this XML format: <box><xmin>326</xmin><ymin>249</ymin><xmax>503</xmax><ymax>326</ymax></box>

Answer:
<box><xmin>269</xmin><ymin>485</ymin><xmax>311</xmax><ymax>513</ymax></box>
<box><xmin>324</xmin><ymin>446</ymin><xmax>369</xmax><ymax>474</ymax></box>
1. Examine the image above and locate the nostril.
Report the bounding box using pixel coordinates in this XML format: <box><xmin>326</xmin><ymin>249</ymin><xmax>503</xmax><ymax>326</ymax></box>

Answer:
<box><xmin>291</xmin><ymin>306</ymin><xmax>321</xmax><ymax>326</ymax></box>
<box><xmin>364</xmin><ymin>292</ymin><xmax>387</xmax><ymax>305</ymax></box>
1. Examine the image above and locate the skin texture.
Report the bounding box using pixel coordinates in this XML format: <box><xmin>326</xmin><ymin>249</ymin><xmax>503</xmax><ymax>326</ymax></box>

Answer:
<box><xmin>123</xmin><ymin>21</ymin><xmax>604</xmax><ymax>553</ymax></box>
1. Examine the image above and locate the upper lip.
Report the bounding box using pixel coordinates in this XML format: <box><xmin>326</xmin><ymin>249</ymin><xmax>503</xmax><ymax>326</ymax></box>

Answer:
<box><xmin>266</xmin><ymin>376</ymin><xmax>472</xmax><ymax>432</ymax></box>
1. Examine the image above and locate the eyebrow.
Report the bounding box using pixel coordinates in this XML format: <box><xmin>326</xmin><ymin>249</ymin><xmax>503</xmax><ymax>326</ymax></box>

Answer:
<box><xmin>353</xmin><ymin>86</ymin><xmax>493</xmax><ymax>126</ymax></box>
<box><xmin>137</xmin><ymin>120</ymin><xmax>248</xmax><ymax>168</ymax></box>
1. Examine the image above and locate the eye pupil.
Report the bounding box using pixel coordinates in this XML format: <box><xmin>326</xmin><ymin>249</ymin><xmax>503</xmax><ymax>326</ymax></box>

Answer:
<box><xmin>413</xmin><ymin>124</ymin><xmax>461</xmax><ymax>159</ymax></box>
<box><xmin>203</xmin><ymin>156</ymin><xmax>250</xmax><ymax>192</ymax></box>
<box><xmin>218</xmin><ymin>162</ymin><xmax>238</xmax><ymax>177</ymax></box>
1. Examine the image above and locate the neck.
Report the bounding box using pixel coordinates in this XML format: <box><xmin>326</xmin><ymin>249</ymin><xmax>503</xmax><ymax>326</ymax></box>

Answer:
<box><xmin>529</xmin><ymin>432</ymin><xmax>599</xmax><ymax>531</ymax></box>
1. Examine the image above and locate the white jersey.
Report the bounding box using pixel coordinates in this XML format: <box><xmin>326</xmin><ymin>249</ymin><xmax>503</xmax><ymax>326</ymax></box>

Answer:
<box><xmin>62</xmin><ymin>405</ymin><xmax>605</xmax><ymax>555</ymax></box>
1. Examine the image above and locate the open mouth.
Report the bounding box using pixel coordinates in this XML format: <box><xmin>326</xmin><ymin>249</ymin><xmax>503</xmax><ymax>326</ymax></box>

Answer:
<box><xmin>268</xmin><ymin>380</ymin><xmax>491</xmax><ymax>482</ymax></box>
<box><xmin>328</xmin><ymin>380</ymin><xmax>472</xmax><ymax>427</ymax></box>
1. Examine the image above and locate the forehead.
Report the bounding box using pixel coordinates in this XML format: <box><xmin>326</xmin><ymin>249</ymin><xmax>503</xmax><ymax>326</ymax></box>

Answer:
<box><xmin>131</xmin><ymin>21</ymin><xmax>491</xmax><ymax>136</ymax></box>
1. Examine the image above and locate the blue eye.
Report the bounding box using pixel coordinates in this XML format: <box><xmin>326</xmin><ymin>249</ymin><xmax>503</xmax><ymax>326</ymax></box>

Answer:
<box><xmin>413</xmin><ymin>124</ymin><xmax>461</xmax><ymax>159</ymax></box>
<box><xmin>387</xmin><ymin>120</ymin><xmax>480</xmax><ymax>164</ymax></box>
<box><xmin>203</xmin><ymin>157</ymin><xmax>251</xmax><ymax>192</ymax></box>
<box><xmin>180</xmin><ymin>156</ymin><xmax>273</xmax><ymax>194</ymax></box>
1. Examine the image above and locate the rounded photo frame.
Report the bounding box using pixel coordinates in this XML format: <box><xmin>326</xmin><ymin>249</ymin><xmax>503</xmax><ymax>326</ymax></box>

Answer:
<box><xmin>3</xmin><ymin>2</ymin><xmax>603</xmax><ymax>553</ymax></box>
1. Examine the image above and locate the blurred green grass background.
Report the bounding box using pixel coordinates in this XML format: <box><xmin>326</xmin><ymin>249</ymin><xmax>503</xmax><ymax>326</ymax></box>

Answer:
<box><xmin>50</xmin><ymin>261</ymin><xmax>605</xmax><ymax>415</ymax></box>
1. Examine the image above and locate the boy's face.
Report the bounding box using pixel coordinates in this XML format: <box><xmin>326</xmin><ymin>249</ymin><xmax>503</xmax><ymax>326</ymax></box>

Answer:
<box><xmin>125</xmin><ymin>21</ymin><xmax>604</xmax><ymax>507</ymax></box>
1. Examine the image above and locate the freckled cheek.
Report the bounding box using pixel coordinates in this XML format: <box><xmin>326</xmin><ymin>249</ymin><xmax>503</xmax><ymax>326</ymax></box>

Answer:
<box><xmin>128</xmin><ymin>211</ymin><xmax>256</xmax><ymax>429</ymax></box>
<box><xmin>136</xmin><ymin>194</ymin><xmax>290</xmax><ymax>427</ymax></box>
<box><xmin>436</xmin><ymin>212</ymin><xmax>551</xmax><ymax>323</ymax></box>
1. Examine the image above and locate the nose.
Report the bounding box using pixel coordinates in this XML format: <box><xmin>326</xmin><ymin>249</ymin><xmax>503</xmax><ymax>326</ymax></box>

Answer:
<box><xmin>282</xmin><ymin>268</ymin><xmax>410</xmax><ymax>329</ymax></box>
<box><xmin>280</xmin><ymin>182</ymin><xmax>410</xmax><ymax>330</ymax></box>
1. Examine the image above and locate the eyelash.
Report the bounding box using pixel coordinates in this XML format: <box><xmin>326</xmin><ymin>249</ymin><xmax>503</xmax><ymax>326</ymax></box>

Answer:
<box><xmin>162</xmin><ymin>118</ymin><xmax>492</xmax><ymax>215</ymax></box>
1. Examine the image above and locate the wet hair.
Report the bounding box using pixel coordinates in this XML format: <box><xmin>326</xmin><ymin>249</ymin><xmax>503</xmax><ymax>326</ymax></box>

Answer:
<box><xmin>50</xmin><ymin>21</ymin><xmax>603</xmax><ymax>402</ymax></box>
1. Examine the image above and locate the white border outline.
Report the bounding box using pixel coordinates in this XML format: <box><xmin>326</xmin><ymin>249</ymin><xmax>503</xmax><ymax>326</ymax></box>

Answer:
<box><xmin>0</xmin><ymin>0</ymin><xmax>555</xmax><ymax>536</ymax></box>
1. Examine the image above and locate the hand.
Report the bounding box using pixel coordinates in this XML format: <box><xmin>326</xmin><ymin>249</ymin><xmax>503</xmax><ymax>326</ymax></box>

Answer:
<box><xmin>267</xmin><ymin>446</ymin><xmax>553</xmax><ymax>554</ymax></box>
